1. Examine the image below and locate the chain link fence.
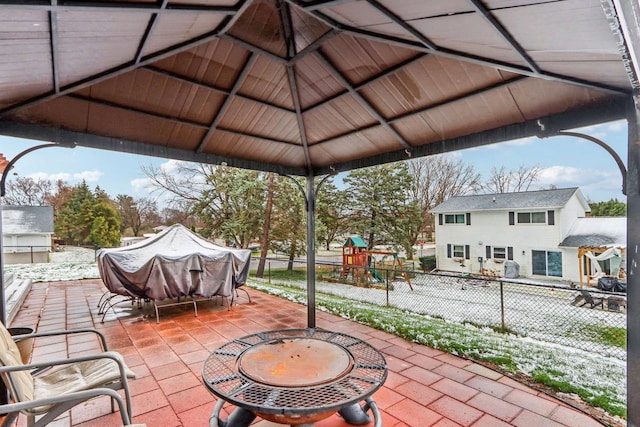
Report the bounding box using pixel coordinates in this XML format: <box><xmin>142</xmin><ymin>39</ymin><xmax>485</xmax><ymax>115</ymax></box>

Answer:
<box><xmin>255</xmin><ymin>258</ymin><xmax>626</xmax><ymax>360</ymax></box>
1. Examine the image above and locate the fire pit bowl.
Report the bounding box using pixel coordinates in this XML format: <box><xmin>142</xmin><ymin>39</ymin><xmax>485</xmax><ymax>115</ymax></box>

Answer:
<box><xmin>202</xmin><ymin>328</ymin><xmax>387</xmax><ymax>426</ymax></box>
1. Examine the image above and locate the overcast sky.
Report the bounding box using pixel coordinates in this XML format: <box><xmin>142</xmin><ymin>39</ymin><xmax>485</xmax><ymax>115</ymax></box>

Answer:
<box><xmin>1</xmin><ymin>119</ymin><xmax>628</xmax><ymax>204</ymax></box>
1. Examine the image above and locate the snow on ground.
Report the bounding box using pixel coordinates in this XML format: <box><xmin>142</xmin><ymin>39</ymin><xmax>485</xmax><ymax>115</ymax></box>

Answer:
<box><xmin>4</xmin><ymin>247</ymin><xmax>627</xmax><ymax>417</ymax></box>
<box><xmin>5</xmin><ymin>246</ymin><xmax>100</xmax><ymax>282</ymax></box>
<box><xmin>249</xmin><ymin>277</ymin><xmax>627</xmax><ymax>418</ymax></box>
<box><xmin>260</xmin><ymin>273</ymin><xmax>626</xmax><ymax>360</ymax></box>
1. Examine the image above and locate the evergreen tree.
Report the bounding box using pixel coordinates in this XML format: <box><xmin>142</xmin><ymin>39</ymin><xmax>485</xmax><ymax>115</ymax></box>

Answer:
<box><xmin>89</xmin><ymin>200</ymin><xmax>121</xmax><ymax>247</ymax></box>
<box><xmin>56</xmin><ymin>181</ymin><xmax>95</xmax><ymax>244</ymax></box>
<box><xmin>343</xmin><ymin>163</ymin><xmax>419</xmax><ymax>257</ymax></box>
<box><xmin>54</xmin><ymin>181</ymin><xmax>121</xmax><ymax>246</ymax></box>
<box><xmin>589</xmin><ymin>199</ymin><xmax>626</xmax><ymax>216</ymax></box>
<box><xmin>315</xmin><ymin>179</ymin><xmax>348</xmax><ymax>250</ymax></box>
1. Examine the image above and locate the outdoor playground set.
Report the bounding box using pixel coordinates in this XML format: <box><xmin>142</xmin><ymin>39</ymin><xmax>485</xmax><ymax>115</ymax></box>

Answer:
<box><xmin>318</xmin><ymin>236</ymin><xmax>413</xmax><ymax>290</ymax></box>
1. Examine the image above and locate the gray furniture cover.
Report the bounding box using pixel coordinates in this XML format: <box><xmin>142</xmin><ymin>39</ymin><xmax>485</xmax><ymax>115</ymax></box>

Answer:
<box><xmin>97</xmin><ymin>224</ymin><xmax>251</xmax><ymax>300</ymax></box>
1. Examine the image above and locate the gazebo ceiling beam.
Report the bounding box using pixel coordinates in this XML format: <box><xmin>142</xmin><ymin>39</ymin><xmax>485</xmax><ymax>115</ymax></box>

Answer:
<box><xmin>220</xmin><ymin>34</ymin><xmax>288</xmax><ymax>64</ymax></box>
<box><xmin>196</xmin><ymin>53</ymin><xmax>257</xmax><ymax>153</ymax></box>
<box><xmin>288</xmin><ymin>29</ymin><xmax>339</xmax><ymax>64</ymax></box>
<box><xmin>302</xmin><ymin>8</ymin><xmax>629</xmax><ymax>97</ymax></box>
<box><xmin>304</xmin><ymin>52</ymin><xmax>428</xmax><ymax>114</ymax></box>
<box><xmin>311</xmin><ymin>75</ymin><xmax>527</xmax><ymax>148</ymax></box>
<box><xmin>280</xmin><ymin>2</ymin><xmax>313</xmax><ymax>169</ymax></box>
<box><xmin>66</xmin><ymin>94</ymin><xmax>210</xmax><ymax>129</ymax></box>
<box><xmin>466</xmin><ymin>0</ymin><xmax>541</xmax><ymax>74</ymax></box>
<box><xmin>0</xmin><ymin>1</ymin><xmax>255</xmax><ymax>118</ymax></box>
<box><xmin>48</xmin><ymin>4</ymin><xmax>60</xmax><ymax>93</ymax></box>
<box><xmin>280</xmin><ymin>0</ymin><xmax>297</xmax><ymax>59</ymax></box>
<box><xmin>291</xmin><ymin>0</ymin><xmax>354</xmax><ymax>12</ymax></box>
<box><xmin>363</xmin><ymin>0</ymin><xmax>438</xmax><ymax>50</ymax></box>
<box><xmin>134</xmin><ymin>0</ymin><xmax>169</xmax><ymax>65</ymax></box>
<box><xmin>143</xmin><ymin>66</ymin><xmax>295</xmax><ymax>114</ymax></box>
<box><xmin>313</xmin><ymin>97</ymin><xmax>629</xmax><ymax>175</ymax></box>
<box><xmin>315</xmin><ymin>50</ymin><xmax>413</xmax><ymax>150</ymax></box>
<box><xmin>288</xmin><ymin>64</ymin><xmax>313</xmax><ymax>169</ymax></box>
<box><xmin>0</xmin><ymin>0</ymin><xmax>238</xmax><ymax>14</ymax></box>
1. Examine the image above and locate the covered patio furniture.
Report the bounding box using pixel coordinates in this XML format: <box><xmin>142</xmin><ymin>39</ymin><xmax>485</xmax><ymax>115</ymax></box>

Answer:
<box><xmin>97</xmin><ymin>224</ymin><xmax>252</xmax><ymax>321</ymax></box>
<box><xmin>0</xmin><ymin>324</ymin><xmax>136</xmax><ymax>427</ymax></box>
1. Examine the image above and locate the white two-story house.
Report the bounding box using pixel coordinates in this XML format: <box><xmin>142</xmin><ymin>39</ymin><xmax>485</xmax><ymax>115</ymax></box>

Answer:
<box><xmin>430</xmin><ymin>187</ymin><xmax>624</xmax><ymax>284</ymax></box>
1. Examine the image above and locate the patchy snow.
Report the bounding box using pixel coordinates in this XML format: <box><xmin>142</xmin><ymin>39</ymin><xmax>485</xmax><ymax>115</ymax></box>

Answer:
<box><xmin>3</xmin><ymin>249</ymin><xmax>626</xmax><ymax>417</ymax></box>
<box><xmin>248</xmin><ymin>277</ymin><xmax>627</xmax><ymax>418</ymax></box>
<box><xmin>5</xmin><ymin>246</ymin><xmax>100</xmax><ymax>282</ymax></box>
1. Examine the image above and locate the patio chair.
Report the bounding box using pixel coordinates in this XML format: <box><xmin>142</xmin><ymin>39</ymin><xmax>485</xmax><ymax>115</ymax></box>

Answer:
<box><xmin>0</xmin><ymin>323</ymin><xmax>136</xmax><ymax>427</ymax></box>
<box><xmin>576</xmin><ymin>289</ymin><xmax>604</xmax><ymax>309</ymax></box>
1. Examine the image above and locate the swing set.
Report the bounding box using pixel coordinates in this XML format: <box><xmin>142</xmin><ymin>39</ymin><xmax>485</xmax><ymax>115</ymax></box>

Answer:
<box><xmin>339</xmin><ymin>236</ymin><xmax>413</xmax><ymax>290</ymax></box>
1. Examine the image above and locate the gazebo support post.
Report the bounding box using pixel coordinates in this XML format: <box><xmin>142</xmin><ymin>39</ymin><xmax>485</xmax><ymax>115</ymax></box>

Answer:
<box><xmin>306</xmin><ymin>173</ymin><xmax>316</xmax><ymax>328</ymax></box>
<box><xmin>284</xmin><ymin>172</ymin><xmax>334</xmax><ymax>329</ymax></box>
<box><xmin>627</xmin><ymin>98</ymin><xmax>640</xmax><ymax>427</ymax></box>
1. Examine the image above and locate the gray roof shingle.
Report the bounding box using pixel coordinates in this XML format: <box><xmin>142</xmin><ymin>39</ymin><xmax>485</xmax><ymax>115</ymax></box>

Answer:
<box><xmin>431</xmin><ymin>188</ymin><xmax>587</xmax><ymax>213</ymax></box>
<box><xmin>2</xmin><ymin>206</ymin><xmax>54</xmax><ymax>234</ymax></box>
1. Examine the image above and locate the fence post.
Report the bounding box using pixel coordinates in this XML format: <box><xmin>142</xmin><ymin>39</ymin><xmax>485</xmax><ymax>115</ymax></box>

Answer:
<box><xmin>268</xmin><ymin>261</ymin><xmax>271</xmax><ymax>284</ymax></box>
<box><xmin>500</xmin><ymin>280</ymin><xmax>505</xmax><ymax>332</ymax></box>
<box><xmin>386</xmin><ymin>269</ymin><xmax>390</xmax><ymax>307</ymax></box>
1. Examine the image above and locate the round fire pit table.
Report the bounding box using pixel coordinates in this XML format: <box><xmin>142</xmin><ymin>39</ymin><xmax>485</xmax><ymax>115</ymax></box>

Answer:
<box><xmin>202</xmin><ymin>328</ymin><xmax>387</xmax><ymax>427</ymax></box>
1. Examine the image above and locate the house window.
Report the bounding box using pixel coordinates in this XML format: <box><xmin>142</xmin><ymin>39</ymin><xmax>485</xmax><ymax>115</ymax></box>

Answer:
<box><xmin>445</xmin><ymin>214</ymin><xmax>466</xmax><ymax>224</ymax></box>
<box><xmin>485</xmin><ymin>245</ymin><xmax>514</xmax><ymax>260</ymax></box>
<box><xmin>532</xmin><ymin>250</ymin><xmax>562</xmax><ymax>277</ymax></box>
<box><xmin>493</xmin><ymin>247</ymin><xmax>506</xmax><ymax>259</ymax></box>
<box><xmin>448</xmin><ymin>244</ymin><xmax>470</xmax><ymax>259</ymax></box>
<box><xmin>453</xmin><ymin>245</ymin><xmax>465</xmax><ymax>258</ymax></box>
<box><xmin>517</xmin><ymin>211</ymin><xmax>546</xmax><ymax>224</ymax></box>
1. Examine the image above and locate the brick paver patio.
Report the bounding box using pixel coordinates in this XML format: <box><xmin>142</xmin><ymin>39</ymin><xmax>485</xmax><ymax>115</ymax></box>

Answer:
<box><xmin>5</xmin><ymin>279</ymin><xmax>603</xmax><ymax>427</ymax></box>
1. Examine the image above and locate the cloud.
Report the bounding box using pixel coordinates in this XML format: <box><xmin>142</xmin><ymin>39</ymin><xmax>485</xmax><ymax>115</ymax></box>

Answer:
<box><xmin>571</xmin><ymin>119</ymin><xmax>626</xmax><ymax>140</ymax></box>
<box><xmin>26</xmin><ymin>171</ymin><xmax>66</xmax><ymax>181</ymax></box>
<box><xmin>537</xmin><ymin>165</ymin><xmax>583</xmax><ymax>184</ymax></box>
<box><xmin>536</xmin><ymin>165</ymin><xmax>625</xmax><ymax>201</ymax></box>
<box><xmin>73</xmin><ymin>170</ymin><xmax>102</xmax><ymax>182</ymax></box>
<box><xmin>27</xmin><ymin>170</ymin><xmax>102</xmax><ymax>182</ymax></box>
<box><xmin>606</xmin><ymin>120</ymin><xmax>626</xmax><ymax>132</ymax></box>
<box><xmin>466</xmin><ymin>136</ymin><xmax>537</xmax><ymax>152</ymax></box>
<box><xmin>160</xmin><ymin>159</ymin><xmax>184</xmax><ymax>174</ymax></box>
<box><xmin>131</xmin><ymin>178</ymin><xmax>152</xmax><ymax>192</ymax></box>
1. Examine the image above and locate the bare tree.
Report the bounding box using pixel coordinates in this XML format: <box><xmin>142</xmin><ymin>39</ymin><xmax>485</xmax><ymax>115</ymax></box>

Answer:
<box><xmin>408</xmin><ymin>156</ymin><xmax>482</xmax><ymax>243</ymax></box>
<box><xmin>3</xmin><ymin>176</ymin><xmax>54</xmax><ymax>206</ymax></box>
<box><xmin>483</xmin><ymin>164</ymin><xmax>541</xmax><ymax>193</ymax></box>
<box><xmin>116</xmin><ymin>195</ymin><xmax>160</xmax><ymax>236</ymax></box>
<box><xmin>141</xmin><ymin>162</ymin><xmax>206</xmax><ymax>206</ymax></box>
<box><xmin>142</xmin><ymin>162</ymin><xmax>266</xmax><ymax>246</ymax></box>
<box><xmin>116</xmin><ymin>195</ymin><xmax>140</xmax><ymax>235</ymax></box>
<box><xmin>256</xmin><ymin>173</ymin><xmax>275</xmax><ymax>278</ymax></box>
<box><xmin>137</xmin><ymin>198</ymin><xmax>161</xmax><ymax>229</ymax></box>
<box><xmin>161</xmin><ymin>203</ymin><xmax>198</xmax><ymax>228</ymax></box>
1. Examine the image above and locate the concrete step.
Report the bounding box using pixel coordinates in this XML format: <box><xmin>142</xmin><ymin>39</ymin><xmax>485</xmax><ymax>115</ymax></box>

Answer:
<box><xmin>4</xmin><ymin>272</ymin><xmax>32</xmax><ymax>324</ymax></box>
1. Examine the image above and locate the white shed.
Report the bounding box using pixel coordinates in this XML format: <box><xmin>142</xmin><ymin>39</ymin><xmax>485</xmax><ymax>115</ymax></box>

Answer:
<box><xmin>2</xmin><ymin>206</ymin><xmax>54</xmax><ymax>264</ymax></box>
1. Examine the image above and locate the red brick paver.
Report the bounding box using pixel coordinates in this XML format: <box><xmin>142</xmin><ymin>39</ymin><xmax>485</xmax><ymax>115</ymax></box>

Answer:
<box><xmin>6</xmin><ymin>279</ymin><xmax>604</xmax><ymax>427</ymax></box>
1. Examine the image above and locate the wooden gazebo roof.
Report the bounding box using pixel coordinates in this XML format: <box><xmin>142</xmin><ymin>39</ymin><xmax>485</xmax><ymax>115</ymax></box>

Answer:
<box><xmin>0</xmin><ymin>0</ymin><xmax>637</xmax><ymax>176</ymax></box>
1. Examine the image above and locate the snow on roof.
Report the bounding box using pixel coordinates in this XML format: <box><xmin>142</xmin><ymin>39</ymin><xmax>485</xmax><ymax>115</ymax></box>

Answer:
<box><xmin>431</xmin><ymin>188</ymin><xmax>588</xmax><ymax>213</ymax></box>
<box><xmin>2</xmin><ymin>206</ymin><xmax>54</xmax><ymax>234</ymax></box>
<box><xmin>559</xmin><ymin>217</ymin><xmax>626</xmax><ymax>248</ymax></box>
